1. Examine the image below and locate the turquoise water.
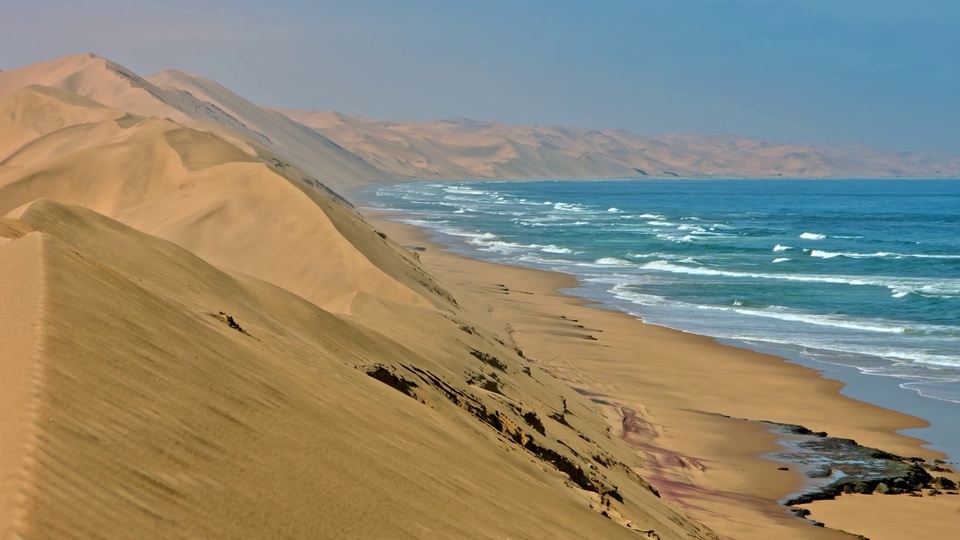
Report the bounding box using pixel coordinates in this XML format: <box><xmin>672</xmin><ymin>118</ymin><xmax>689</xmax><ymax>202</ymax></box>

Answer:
<box><xmin>364</xmin><ymin>179</ymin><xmax>960</xmax><ymax>447</ymax></box>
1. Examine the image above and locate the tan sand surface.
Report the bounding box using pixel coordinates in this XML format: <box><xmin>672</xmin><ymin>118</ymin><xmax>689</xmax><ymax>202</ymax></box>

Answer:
<box><xmin>0</xmin><ymin>200</ymin><xmax>714</xmax><ymax>538</ymax></box>
<box><xmin>801</xmin><ymin>490</ymin><xmax>960</xmax><ymax>539</ymax></box>
<box><xmin>0</xmin><ymin>85</ymin><xmax>428</xmax><ymax>309</ymax></box>
<box><xmin>370</xmin><ymin>213</ymin><xmax>955</xmax><ymax>540</ymax></box>
<box><xmin>0</xmin><ymin>54</ymin><xmax>385</xmax><ymax>192</ymax></box>
<box><xmin>1</xmin><ymin>60</ymin><xmax>719</xmax><ymax>539</ymax></box>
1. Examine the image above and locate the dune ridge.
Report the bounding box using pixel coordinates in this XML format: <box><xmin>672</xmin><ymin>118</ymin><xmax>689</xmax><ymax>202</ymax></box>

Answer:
<box><xmin>0</xmin><ymin>55</ymin><xmax>722</xmax><ymax>539</ymax></box>
<box><xmin>0</xmin><ymin>54</ymin><xmax>385</xmax><ymax>191</ymax></box>
<box><xmin>274</xmin><ymin>108</ymin><xmax>960</xmax><ymax>180</ymax></box>
<box><xmin>0</xmin><ymin>197</ymin><xmax>712</xmax><ymax>539</ymax></box>
<box><xmin>0</xmin><ymin>84</ymin><xmax>431</xmax><ymax>309</ymax></box>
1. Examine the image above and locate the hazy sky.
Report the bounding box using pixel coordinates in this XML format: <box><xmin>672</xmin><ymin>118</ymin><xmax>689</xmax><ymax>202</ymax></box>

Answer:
<box><xmin>2</xmin><ymin>0</ymin><xmax>958</xmax><ymax>152</ymax></box>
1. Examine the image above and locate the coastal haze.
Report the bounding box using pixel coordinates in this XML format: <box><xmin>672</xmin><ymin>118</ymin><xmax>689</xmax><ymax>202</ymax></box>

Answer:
<box><xmin>1</xmin><ymin>27</ymin><xmax>959</xmax><ymax>540</ymax></box>
<box><xmin>275</xmin><ymin>108</ymin><xmax>960</xmax><ymax>180</ymax></box>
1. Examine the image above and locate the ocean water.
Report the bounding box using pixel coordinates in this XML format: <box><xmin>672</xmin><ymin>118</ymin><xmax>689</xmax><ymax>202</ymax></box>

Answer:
<box><xmin>363</xmin><ymin>179</ymin><xmax>960</xmax><ymax>451</ymax></box>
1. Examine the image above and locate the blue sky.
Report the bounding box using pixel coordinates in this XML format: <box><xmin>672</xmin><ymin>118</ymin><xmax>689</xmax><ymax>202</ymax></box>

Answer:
<box><xmin>2</xmin><ymin>0</ymin><xmax>958</xmax><ymax>152</ymax></box>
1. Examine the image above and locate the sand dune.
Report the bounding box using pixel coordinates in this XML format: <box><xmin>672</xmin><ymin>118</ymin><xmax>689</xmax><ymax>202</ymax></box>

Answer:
<box><xmin>0</xmin><ymin>56</ymin><xmax>720</xmax><ymax>538</ymax></box>
<box><xmin>276</xmin><ymin>109</ymin><xmax>960</xmax><ymax>179</ymax></box>
<box><xmin>0</xmin><ymin>198</ymin><xmax>711</xmax><ymax>539</ymax></box>
<box><xmin>0</xmin><ymin>85</ymin><xmax>430</xmax><ymax>308</ymax></box>
<box><xmin>4</xmin><ymin>53</ymin><xmax>956</xmax><ymax>539</ymax></box>
<box><xmin>0</xmin><ymin>54</ymin><xmax>385</xmax><ymax>192</ymax></box>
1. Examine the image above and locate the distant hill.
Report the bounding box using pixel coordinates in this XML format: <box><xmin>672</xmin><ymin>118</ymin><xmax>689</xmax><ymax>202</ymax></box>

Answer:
<box><xmin>273</xmin><ymin>108</ymin><xmax>960</xmax><ymax>180</ymax></box>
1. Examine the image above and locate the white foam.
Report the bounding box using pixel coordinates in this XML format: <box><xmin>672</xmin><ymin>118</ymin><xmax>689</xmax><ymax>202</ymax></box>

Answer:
<box><xmin>808</xmin><ymin>250</ymin><xmax>960</xmax><ymax>260</ymax></box>
<box><xmin>800</xmin><ymin>232</ymin><xmax>826</xmax><ymax>240</ymax></box>
<box><xmin>628</xmin><ymin>252</ymin><xmax>678</xmax><ymax>260</ymax></box>
<box><xmin>609</xmin><ymin>284</ymin><xmax>676</xmax><ymax>307</ymax></box>
<box><xmin>639</xmin><ymin>213</ymin><xmax>664</xmax><ymax>219</ymax></box>
<box><xmin>541</xmin><ymin>245</ymin><xmax>574</xmax><ymax>254</ymax></box>
<box><xmin>773</xmin><ymin>244</ymin><xmax>792</xmax><ymax>252</ymax></box>
<box><xmin>480</xmin><ymin>241</ymin><xmax>533</xmax><ymax>253</ymax></box>
<box><xmin>731</xmin><ymin>334</ymin><xmax>960</xmax><ymax>371</ymax></box>
<box><xmin>698</xmin><ymin>304</ymin><xmax>907</xmax><ymax>334</ymax></box>
<box><xmin>594</xmin><ymin>257</ymin><xmax>634</xmax><ymax>267</ymax></box>
<box><xmin>896</xmin><ymin>283</ymin><xmax>960</xmax><ymax>298</ymax></box>
<box><xmin>773</xmin><ymin>258</ymin><xmax>790</xmax><ymax>263</ymax></box>
<box><xmin>647</xmin><ymin>221</ymin><xmax>674</xmax><ymax>226</ymax></box>
<box><xmin>444</xmin><ymin>186</ymin><xmax>488</xmax><ymax>195</ymax></box>
<box><xmin>553</xmin><ymin>202</ymin><xmax>584</xmax><ymax>212</ymax></box>
<box><xmin>641</xmin><ymin>260</ymin><xmax>881</xmax><ymax>286</ymax></box>
<box><xmin>607</xmin><ymin>207</ymin><xmax>620</xmax><ymax>212</ymax></box>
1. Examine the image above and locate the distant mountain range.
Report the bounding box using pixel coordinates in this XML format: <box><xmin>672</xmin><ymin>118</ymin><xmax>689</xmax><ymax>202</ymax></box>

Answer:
<box><xmin>2</xmin><ymin>53</ymin><xmax>957</xmax><ymax>186</ymax></box>
<box><xmin>272</xmin><ymin>109</ymin><xmax>960</xmax><ymax>180</ymax></box>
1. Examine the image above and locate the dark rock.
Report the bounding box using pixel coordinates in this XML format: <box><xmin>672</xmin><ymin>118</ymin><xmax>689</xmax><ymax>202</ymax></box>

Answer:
<box><xmin>778</xmin><ymin>467</ymin><xmax>790</xmax><ymax>471</ymax></box>
<box><xmin>366</xmin><ymin>365</ymin><xmax>419</xmax><ymax>398</ymax></box>
<box><xmin>470</xmin><ymin>349</ymin><xmax>507</xmax><ymax>371</ymax></box>
<box><xmin>933</xmin><ymin>477</ymin><xmax>957</xmax><ymax>490</ymax></box>
<box><xmin>848</xmin><ymin>482</ymin><xmax>872</xmax><ymax>494</ymax></box>
<box><xmin>867</xmin><ymin>448</ymin><xmax>900</xmax><ymax>460</ymax></box>
<box><xmin>807</xmin><ymin>466</ymin><xmax>832</xmax><ymax>478</ymax></box>
<box><xmin>928</xmin><ymin>488</ymin><xmax>940</xmax><ymax>496</ymax></box>
<box><xmin>218</xmin><ymin>311</ymin><xmax>244</xmax><ymax>333</ymax></box>
<box><xmin>522</xmin><ymin>411</ymin><xmax>546</xmax><ymax>435</ymax></box>
<box><xmin>789</xmin><ymin>507</ymin><xmax>811</xmax><ymax>518</ymax></box>
<box><xmin>779</xmin><ymin>426</ymin><xmax>931</xmax><ymax>504</ymax></box>
<box><xmin>769</xmin><ymin>422</ymin><xmax>827</xmax><ymax>437</ymax></box>
<box><xmin>466</xmin><ymin>373</ymin><xmax>501</xmax><ymax>394</ymax></box>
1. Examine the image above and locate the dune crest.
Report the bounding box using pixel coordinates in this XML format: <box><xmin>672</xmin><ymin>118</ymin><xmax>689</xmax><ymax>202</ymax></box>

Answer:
<box><xmin>0</xmin><ymin>85</ymin><xmax>433</xmax><ymax>308</ymax></box>
<box><xmin>0</xmin><ymin>55</ymin><xmax>725</xmax><ymax>537</ymax></box>
<box><xmin>0</xmin><ymin>55</ymin><xmax>385</xmax><ymax>192</ymax></box>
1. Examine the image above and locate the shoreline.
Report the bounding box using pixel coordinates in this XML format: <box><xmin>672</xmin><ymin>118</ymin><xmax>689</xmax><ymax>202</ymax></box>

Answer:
<box><xmin>362</xmin><ymin>203</ymin><xmax>960</xmax><ymax>539</ymax></box>
<box><xmin>349</xmin><ymin>179</ymin><xmax>960</xmax><ymax>462</ymax></box>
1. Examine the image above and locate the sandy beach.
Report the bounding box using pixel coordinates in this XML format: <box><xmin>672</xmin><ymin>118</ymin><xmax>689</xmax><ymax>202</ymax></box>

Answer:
<box><xmin>2</xmin><ymin>53</ymin><xmax>958</xmax><ymax>539</ymax></box>
<box><xmin>366</xmin><ymin>210</ymin><xmax>960</xmax><ymax>540</ymax></box>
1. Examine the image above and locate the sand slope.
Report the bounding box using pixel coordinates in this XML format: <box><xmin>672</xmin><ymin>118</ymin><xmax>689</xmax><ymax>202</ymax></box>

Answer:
<box><xmin>0</xmin><ymin>85</ymin><xmax>432</xmax><ymax>309</ymax></box>
<box><xmin>0</xmin><ymin>54</ymin><xmax>385</xmax><ymax>192</ymax></box>
<box><xmin>146</xmin><ymin>70</ymin><xmax>386</xmax><ymax>191</ymax></box>
<box><xmin>0</xmin><ymin>56</ymin><xmax>720</xmax><ymax>538</ymax></box>
<box><xmin>275</xmin><ymin>109</ymin><xmax>960</xmax><ymax>179</ymax></box>
<box><xmin>0</xmin><ymin>200</ymin><xmax>713</xmax><ymax>539</ymax></box>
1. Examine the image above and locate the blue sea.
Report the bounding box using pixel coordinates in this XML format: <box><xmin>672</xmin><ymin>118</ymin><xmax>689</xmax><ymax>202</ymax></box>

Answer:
<box><xmin>362</xmin><ymin>179</ymin><xmax>960</xmax><ymax>456</ymax></box>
